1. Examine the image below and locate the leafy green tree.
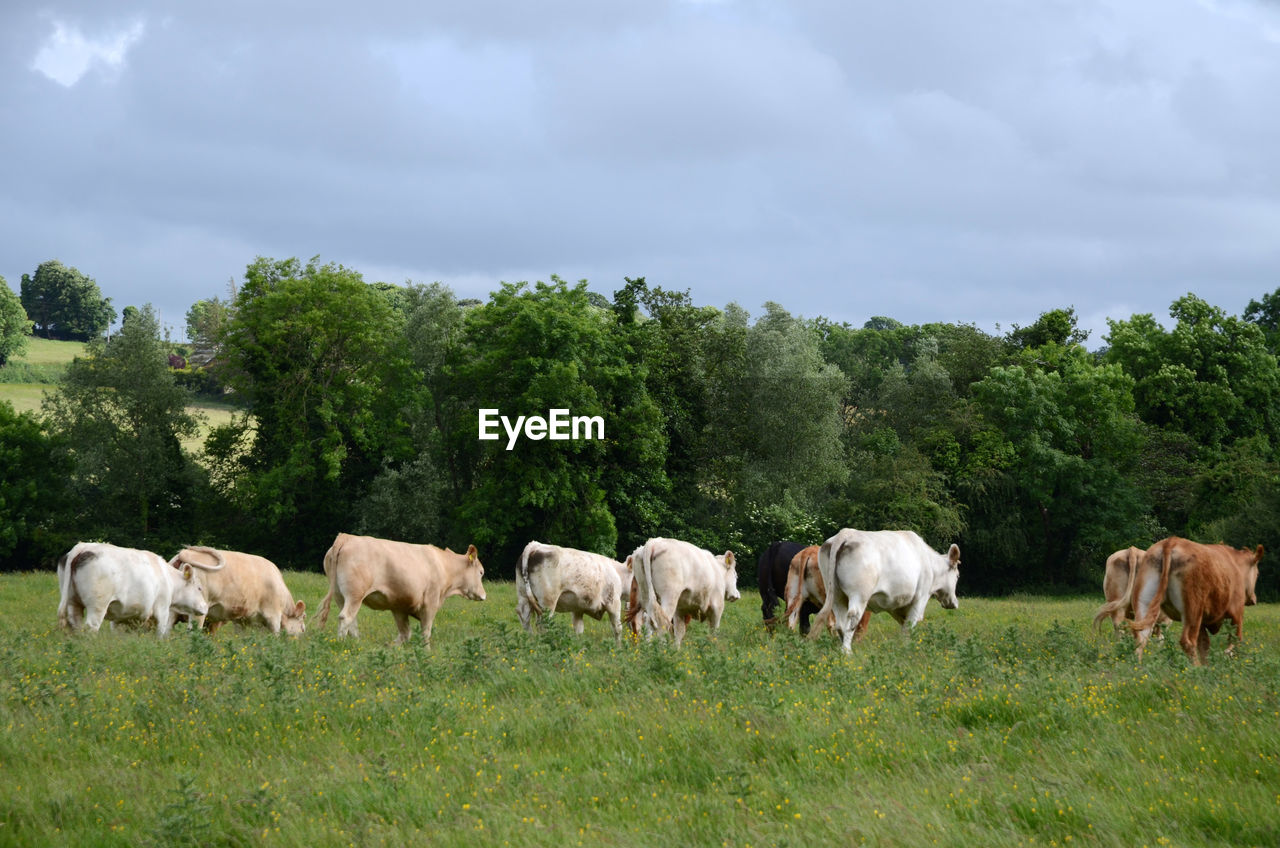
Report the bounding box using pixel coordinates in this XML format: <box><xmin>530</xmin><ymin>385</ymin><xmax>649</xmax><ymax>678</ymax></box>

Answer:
<box><xmin>20</xmin><ymin>260</ymin><xmax>116</xmax><ymax>341</ymax></box>
<box><xmin>1244</xmin><ymin>286</ymin><xmax>1280</xmax><ymax>353</ymax></box>
<box><xmin>972</xmin><ymin>342</ymin><xmax>1145</xmax><ymax>587</ymax></box>
<box><xmin>0</xmin><ymin>401</ymin><xmax>71</xmax><ymax>569</ymax></box>
<box><xmin>445</xmin><ymin>277</ymin><xmax>666</xmax><ymax>572</ymax></box>
<box><xmin>1104</xmin><ymin>294</ymin><xmax>1280</xmax><ymax>453</ymax></box>
<box><xmin>184</xmin><ymin>296</ymin><xmax>230</xmax><ymax>356</ymax></box>
<box><xmin>0</xmin><ymin>275</ymin><xmax>33</xmax><ymax>367</ymax></box>
<box><xmin>42</xmin><ymin>304</ymin><xmax>203</xmax><ymax>544</ymax></box>
<box><xmin>612</xmin><ymin>278</ymin><xmax>716</xmax><ymax>544</ymax></box>
<box><xmin>1006</xmin><ymin>307</ymin><xmax>1090</xmax><ymax>351</ymax></box>
<box><xmin>212</xmin><ymin>256</ymin><xmax>409</xmax><ymax>565</ymax></box>
<box><xmin>353</xmin><ymin>282</ymin><xmax>465</xmax><ymax>544</ymax></box>
<box><xmin>707</xmin><ymin>303</ymin><xmax>848</xmax><ymax>554</ymax></box>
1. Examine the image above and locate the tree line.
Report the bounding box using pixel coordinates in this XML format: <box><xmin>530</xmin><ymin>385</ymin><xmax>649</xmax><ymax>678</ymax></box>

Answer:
<box><xmin>3</xmin><ymin>256</ymin><xmax>1279</xmax><ymax>598</ymax></box>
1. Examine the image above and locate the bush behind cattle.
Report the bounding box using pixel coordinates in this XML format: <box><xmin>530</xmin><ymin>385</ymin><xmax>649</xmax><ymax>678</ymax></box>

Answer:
<box><xmin>2</xmin><ymin>572</ymin><xmax>1279</xmax><ymax>846</ymax></box>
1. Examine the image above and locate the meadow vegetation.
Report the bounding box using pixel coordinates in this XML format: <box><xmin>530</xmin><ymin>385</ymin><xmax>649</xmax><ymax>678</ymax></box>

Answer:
<box><xmin>3</xmin><ymin>572</ymin><xmax>1278</xmax><ymax>847</ymax></box>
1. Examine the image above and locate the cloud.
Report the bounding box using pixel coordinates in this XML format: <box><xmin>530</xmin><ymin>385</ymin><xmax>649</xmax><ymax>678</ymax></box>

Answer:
<box><xmin>31</xmin><ymin>17</ymin><xmax>145</xmax><ymax>86</ymax></box>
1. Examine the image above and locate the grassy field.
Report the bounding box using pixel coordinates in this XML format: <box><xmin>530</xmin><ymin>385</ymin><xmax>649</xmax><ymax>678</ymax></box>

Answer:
<box><xmin>2</xmin><ymin>572</ymin><xmax>1277</xmax><ymax>847</ymax></box>
<box><xmin>1</xmin><ymin>337</ymin><xmax>242</xmax><ymax>448</ymax></box>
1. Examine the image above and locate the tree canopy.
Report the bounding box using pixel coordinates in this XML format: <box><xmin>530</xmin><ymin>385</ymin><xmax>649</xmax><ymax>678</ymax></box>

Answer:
<box><xmin>20</xmin><ymin>260</ymin><xmax>116</xmax><ymax>341</ymax></box>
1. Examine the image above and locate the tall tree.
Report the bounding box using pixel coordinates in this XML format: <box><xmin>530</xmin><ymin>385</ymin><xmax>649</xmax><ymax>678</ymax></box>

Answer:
<box><xmin>972</xmin><ymin>341</ymin><xmax>1145</xmax><ymax>587</ymax></box>
<box><xmin>353</xmin><ymin>282</ymin><xmax>466</xmax><ymax>545</ymax></box>
<box><xmin>0</xmin><ymin>401</ymin><xmax>71</xmax><ymax>570</ymax></box>
<box><xmin>0</xmin><ymin>275</ymin><xmax>32</xmax><ymax>366</ymax></box>
<box><xmin>20</xmin><ymin>260</ymin><xmax>115</xmax><ymax>341</ymax></box>
<box><xmin>445</xmin><ymin>277</ymin><xmax>666</xmax><ymax>572</ymax></box>
<box><xmin>211</xmin><ymin>257</ymin><xmax>408</xmax><ymax>564</ymax></box>
<box><xmin>42</xmin><ymin>304</ymin><xmax>202</xmax><ymax>544</ymax></box>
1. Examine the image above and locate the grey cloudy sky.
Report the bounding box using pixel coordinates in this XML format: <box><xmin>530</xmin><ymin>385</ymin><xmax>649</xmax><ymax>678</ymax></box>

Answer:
<box><xmin>2</xmin><ymin>0</ymin><xmax>1278</xmax><ymax>345</ymax></box>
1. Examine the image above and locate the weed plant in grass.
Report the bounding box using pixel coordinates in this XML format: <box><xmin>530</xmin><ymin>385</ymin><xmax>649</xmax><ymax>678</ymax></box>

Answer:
<box><xmin>2</xmin><ymin>571</ymin><xmax>1278</xmax><ymax>846</ymax></box>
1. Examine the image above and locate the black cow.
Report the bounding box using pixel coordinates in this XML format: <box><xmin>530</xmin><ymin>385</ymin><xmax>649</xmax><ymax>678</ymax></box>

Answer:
<box><xmin>757</xmin><ymin>540</ymin><xmax>820</xmax><ymax>632</ymax></box>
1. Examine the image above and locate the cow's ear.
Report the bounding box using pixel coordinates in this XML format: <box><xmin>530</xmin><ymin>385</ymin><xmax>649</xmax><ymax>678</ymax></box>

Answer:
<box><xmin>182</xmin><ymin>563</ymin><xmax>194</xmax><ymax>580</ymax></box>
<box><xmin>466</xmin><ymin>544</ymin><xmax>478</xmax><ymax>562</ymax></box>
<box><xmin>295</xmin><ymin>600</ymin><xmax>306</xmax><ymax>615</ymax></box>
<box><xmin>948</xmin><ymin>544</ymin><xmax>961</xmax><ymax>568</ymax></box>
<box><xmin>1255</xmin><ymin>544</ymin><xmax>1265</xmax><ymax>563</ymax></box>
<box><xmin>724</xmin><ymin>551</ymin><xmax>736</xmax><ymax>568</ymax></box>
<box><xmin>624</xmin><ymin>554</ymin><xmax>633</xmax><ymax>568</ymax></box>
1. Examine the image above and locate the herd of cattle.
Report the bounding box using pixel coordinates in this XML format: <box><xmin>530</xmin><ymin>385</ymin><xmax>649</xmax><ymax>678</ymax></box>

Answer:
<box><xmin>52</xmin><ymin>528</ymin><xmax>1264</xmax><ymax>664</ymax></box>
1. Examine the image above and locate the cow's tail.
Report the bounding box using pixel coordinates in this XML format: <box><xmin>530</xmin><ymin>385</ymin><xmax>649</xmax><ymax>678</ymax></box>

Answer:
<box><xmin>639</xmin><ymin>542</ymin><xmax>672</xmax><ymax>635</ymax></box>
<box><xmin>1129</xmin><ymin>539</ymin><xmax>1174</xmax><ymax>636</ymax></box>
<box><xmin>168</xmin><ymin>545</ymin><xmax>226</xmax><ymax>572</ymax></box>
<box><xmin>316</xmin><ymin>534</ymin><xmax>348</xmax><ymax>629</ymax></box>
<box><xmin>516</xmin><ymin>543</ymin><xmax>544</xmax><ymax>619</ymax></box>
<box><xmin>782</xmin><ymin>549</ymin><xmax>809</xmax><ymax>629</ymax></box>
<box><xmin>758</xmin><ymin>542</ymin><xmax>780</xmax><ymax>624</ymax></box>
<box><xmin>57</xmin><ymin>548</ymin><xmax>93</xmax><ymax>630</ymax></box>
<box><xmin>808</xmin><ymin>536</ymin><xmax>847</xmax><ymax>641</ymax></box>
<box><xmin>56</xmin><ymin>549</ymin><xmax>75</xmax><ymax>629</ymax></box>
<box><xmin>1092</xmin><ymin>547</ymin><xmax>1140</xmax><ymax>631</ymax></box>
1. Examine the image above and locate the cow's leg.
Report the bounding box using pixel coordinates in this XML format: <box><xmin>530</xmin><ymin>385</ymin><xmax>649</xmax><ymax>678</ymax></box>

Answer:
<box><xmin>207</xmin><ymin>620</ymin><xmax>227</xmax><ymax>635</ymax></box>
<box><xmin>853</xmin><ymin>609</ymin><xmax>872</xmax><ymax>640</ymax></box>
<box><xmin>1225</xmin><ymin>610</ymin><xmax>1244</xmax><ymax>657</ymax></box>
<box><xmin>336</xmin><ymin>595</ymin><xmax>363</xmax><ymax>638</ymax></box>
<box><xmin>839</xmin><ymin>600</ymin><xmax>866</xmax><ymax>654</ymax></box>
<box><xmin>672</xmin><ymin>613</ymin><xmax>688</xmax><ymax>648</ymax></box>
<box><xmin>1196</xmin><ymin>626</ymin><xmax>1212</xmax><ymax>665</ymax></box>
<box><xmin>1179</xmin><ymin>609</ymin><xmax>1203</xmax><ymax>665</ymax></box>
<box><xmin>516</xmin><ymin>593</ymin><xmax>536</xmax><ymax>633</ymax></box>
<box><xmin>417</xmin><ymin>606</ymin><xmax>439</xmax><ymax>647</ymax></box>
<box><xmin>606</xmin><ymin>607</ymin><xmax>623</xmax><ymax>644</ymax></box>
<box><xmin>571</xmin><ymin>612</ymin><xmax>585</xmax><ymax>635</ymax></box>
<box><xmin>82</xmin><ymin>602</ymin><xmax>109</xmax><ymax>632</ymax></box>
<box><xmin>391</xmin><ymin>610</ymin><xmax>413</xmax><ymax>645</ymax></box>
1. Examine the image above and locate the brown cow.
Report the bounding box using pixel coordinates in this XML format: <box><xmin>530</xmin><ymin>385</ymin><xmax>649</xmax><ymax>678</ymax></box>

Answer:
<box><xmin>1097</xmin><ymin>537</ymin><xmax>1262</xmax><ymax>665</ymax></box>
<box><xmin>169</xmin><ymin>547</ymin><xmax>306</xmax><ymax>635</ymax></box>
<box><xmin>784</xmin><ymin>545</ymin><xmax>871</xmax><ymax>638</ymax></box>
<box><xmin>1097</xmin><ymin>545</ymin><xmax>1169</xmax><ymax>637</ymax></box>
<box><xmin>315</xmin><ymin>533</ymin><xmax>486</xmax><ymax>645</ymax></box>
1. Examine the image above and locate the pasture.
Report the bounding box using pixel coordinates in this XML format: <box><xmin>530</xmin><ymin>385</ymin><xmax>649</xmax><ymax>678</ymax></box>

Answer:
<box><xmin>2</xmin><ymin>571</ymin><xmax>1278</xmax><ymax>847</ymax></box>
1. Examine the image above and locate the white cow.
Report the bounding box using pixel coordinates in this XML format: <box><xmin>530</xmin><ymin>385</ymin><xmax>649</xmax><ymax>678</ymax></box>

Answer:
<box><xmin>812</xmin><ymin>529</ymin><xmax>960</xmax><ymax>653</ymax></box>
<box><xmin>56</xmin><ymin>542</ymin><xmax>218</xmax><ymax>637</ymax></box>
<box><xmin>169</xmin><ymin>546</ymin><xmax>306</xmax><ymax>635</ymax></box>
<box><xmin>630</xmin><ymin>537</ymin><xmax>739</xmax><ymax>648</ymax></box>
<box><xmin>515</xmin><ymin>541</ymin><xmax>629</xmax><ymax>640</ymax></box>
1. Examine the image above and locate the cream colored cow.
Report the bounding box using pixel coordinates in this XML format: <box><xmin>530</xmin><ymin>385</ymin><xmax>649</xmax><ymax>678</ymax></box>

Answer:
<box><xmin>169</xmin><ymin>547</ymin><xmax>306</xmax><ymax>635</ymax></box>
<box><xmin>515</xmin><ymin>541</ymin><xmax>628</xmax><ymax>641</ymax></box>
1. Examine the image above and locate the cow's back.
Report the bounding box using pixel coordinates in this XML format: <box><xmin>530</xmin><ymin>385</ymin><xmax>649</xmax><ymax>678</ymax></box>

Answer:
<box><xmin>189</xmin><ymin>550</ymin><xmax>291</xmax><ymax>621</ymax></box>
<box><xmin>334</xmin><ymin>533</ymin><xmax>436</xmax><ymax>605</ymax></box>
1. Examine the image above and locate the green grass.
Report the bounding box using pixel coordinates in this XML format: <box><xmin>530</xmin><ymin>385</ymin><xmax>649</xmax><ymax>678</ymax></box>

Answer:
<box><xmin>2</xmin><ymin>574</ymin><xmax>1278</xmax><ymax>846</ymax></box>
<box><xmin>1</xmin><ymin>338</ymin><xmax>243</xmax><ymax>452</ymax></box>
<box><xmin>0</xmin><ymin>383</ymin><xmax>53</xmax><ymax>415</ymax></box>
<box><xmin>9</xmin><ymin>336</ymin><xmax>87</xmax><ymax>367</ymax></box>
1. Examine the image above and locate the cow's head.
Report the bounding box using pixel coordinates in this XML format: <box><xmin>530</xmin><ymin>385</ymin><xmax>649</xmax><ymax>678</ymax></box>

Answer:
<box><xmin>721</xmin><ymin>551</ymin><xmax>740</xmax><ymax>602</ymax></box>
<box><xmin>933</xmin><ymin>543</ymin><xmax>961</xmax><ymax>610</ymax></box>
<box><xmin>459</xmin><ymin>544</ymin><xmax>486</xmax><ymax>602</ymax></box>
<box><xmin>169</xmin><ymin>563</ymin><xmax>210</xmax><ymax>618</ymax></box>
<box><xmin>1245</xmin><ymin>544</ymin><xmax>1264</xmax><ymax>606</ymax></box>
<box><xmin>282</xmin><ymin>600</ymin><xmax>306</xmax><ymax>635</ymax></box>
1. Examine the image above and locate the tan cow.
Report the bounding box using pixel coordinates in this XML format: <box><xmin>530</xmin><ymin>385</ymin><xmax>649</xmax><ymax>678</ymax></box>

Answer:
<box><xmin>316</xmin><ymin>533</ymin><xmax>486</xmax><ymax>645</ymax></box>
<box><xmin>1097</xmin><ymin>545</ymin><xmax>1168</xmax><ymax>637</ymax></box>
<box><xmin>169</xmin><ymin>547</ymin><xmax>306</xmax><ymax>635</ymax></box>
<box><xmin>1096</xmin><ymin>537</ymin><xmax>1263</xmax><ymax>665</ymax></box>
